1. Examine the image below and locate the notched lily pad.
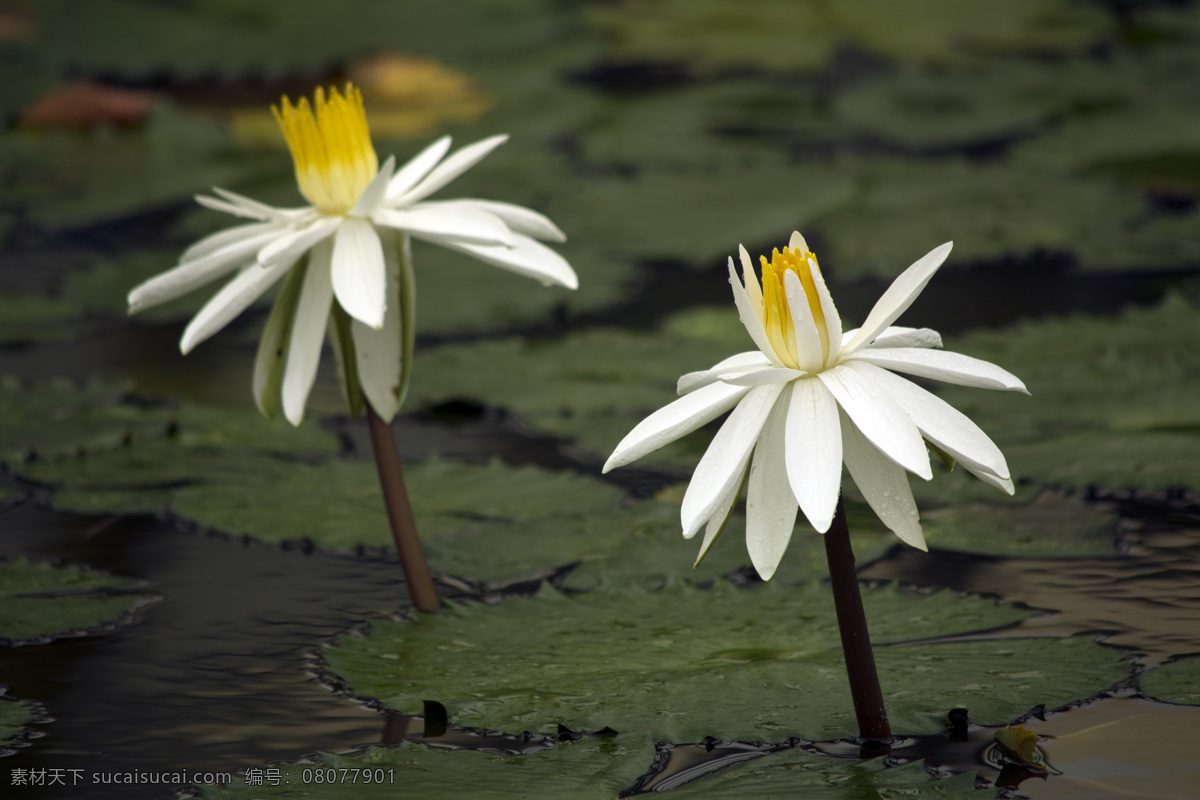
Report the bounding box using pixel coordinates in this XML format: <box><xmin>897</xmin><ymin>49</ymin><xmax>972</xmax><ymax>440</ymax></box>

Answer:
<box><xmin>324</xmin><ymin>581</ymin><xmax>1127</xmax><ymax>742</ymax></box>
<box><xmin>0</xmin><ymin>557</ymin><xmax>155</xmax><ymax>645</ymax></box>
<box><xmin>199</xmin><ymin>733</ymin><xmax>656</xmax><ymax>800</ymax></box>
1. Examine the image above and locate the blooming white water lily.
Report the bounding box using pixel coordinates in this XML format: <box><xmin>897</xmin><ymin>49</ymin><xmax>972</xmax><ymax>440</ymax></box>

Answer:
<box><xmin>128</xmin><ymin>84</ymin><xmax>576</xmax><ymax>426</ymax></box>
<box><xmin>604</xmin><ymin>232</ymin><xmax>1028</xmax><ymax>580</ymax></box>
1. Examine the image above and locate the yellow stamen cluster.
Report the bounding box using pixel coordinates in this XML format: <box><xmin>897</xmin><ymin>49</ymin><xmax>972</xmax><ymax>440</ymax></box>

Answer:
<box><xmin>273</xmin><ymin>84</ymin><xmax>379</xmax><ymax>215</ymax></box>
<box><xmin>759</xmin><ymin>245</ymin><xmax>829</xmax><ymax>369</ymax></box>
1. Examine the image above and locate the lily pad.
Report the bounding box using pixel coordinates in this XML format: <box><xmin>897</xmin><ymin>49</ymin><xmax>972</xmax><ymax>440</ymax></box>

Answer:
<box><xmin>584</xmin><ymin>0</ymin><xmax>1111</xmax><ymax>74</ymax></box>
<box><xmin>324</xmin><ymin>581</ymin><xmax>1129</xmax><ymax>742</ymax></box>
<box><xmin>199</xmin><ymin>733</ymin><xmax>655</xmax><ymax>800</ymax></box>
<box><xmin>1141</xmin><ymin>657</ymin><xmax>1200</xmax><ymax>706</ymax></box>
<box><xmin>920</xmin><ymin>491</ymin><xmax>1116</xmax><ymax>557</ymax></box>
<box><xmin>0</xmin><ymin>693</ymin><xmax>37</xmax><ymax>749</ymax></box>
<box><xmin>0</xmin><ymin>557</ymin><xmax>153</xmax><ymax>644</ymax></box>
<box><xmin>663</xmin><ymin>750</ymin><xmax>982</xmax><ymax>799</ymax></box>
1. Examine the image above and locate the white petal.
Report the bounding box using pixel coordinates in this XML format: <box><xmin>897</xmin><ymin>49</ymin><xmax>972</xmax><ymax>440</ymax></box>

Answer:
<box><xmin>848</xmin><ymin>347</ymin><xmax>1028</xmax><ymax>393</ymax></box>
<box><xmin>681</xmin><ymin>383</ymin><xmax>785</xmax><ymax>538</ymax></box>
<box><xmin>843</xmin><ymin>242</ymin><xmax>952</xmax><ymax>356</ymax></box>
<box><xmin>349</xmin><ymin>155</ymin><xmax>395</xmax><ymax>217</ymax></box>
<box><xmin>788</xmin><ymin>231</ymin><xmax>810</xmax><ymax>253</ymax></box>
<box><xmin>857</xmin><ymin>363</ymin><xmax>1011</xmax><ymax>481</ymax></box>
<box><xmin>842</xmin><ymin>326</ymin><xmax>943</xmax><ymax>350</ymax></box>
<box><xmin>819</xmin><ymin>362</ymin><xmax>932</xmax><ymax>480</ymax></box>
<box><xmin>281</xmin><ymin>239</ymin><xmax>334</xmax><ymax>426</ymax></box>
<box><xmin>257</xmin><ymin>216</ymin><xmax>341</xmax><ymax>270</ymax></box>
<box><xmin>351</xmin><ymin>227</ymin><xmax>403</xmax><ymax>421</ymax></box>
<box><xmin>692</xmin><ymin>469</ymin><xmax>743</xmax><ymax>566</ymax></box>
<box><xmin>745</xmin><ymin>385</ymin><xmax>799</xmax><ymax>580</ymax></box>
<box><xmin>373</xmin><ymin>205</ymin><xmax>515</xmax><ymax>246</ymax></box>
<box><xmin>729</xmin><ymin>257</ymin><xmax>782</xmax><ymax>366</ymax></box>
<box><xmin>419</xmin><ymin>199</ymin><xmax>566</xmax><ymax>242</ymax></box>
<box><xmin>128</xmin><ymin>227</ymin><xmax>283</xmax><ymax>313</ymax></box>
<box><xmin>784</xmin><ymin>269</ymin><xmax>824</xmax><ymax>372</ymax></box>
<box><xmin>385</xmin><ymin>136</ymin><xmax>452</xmax><ymax>202</ymax></box>
<box><xmin>718</xmin><ymin>366</ymin><xmax>804</xmax><ymax>386</ymax></box>
<box><xmin>784</xmin><ymin>376</ymin><xmax>842</xmax><ymax>533</ymax></box>
<box><xmin>678</xmin><ymin>351</ymin><xmax>771</xmax><ymax>395</ymax></box>
<box><xmin>974</xmin><ymin>471</ymin><xmax>1016</xmax><ymax>495</ymax></box>
<box><xmin>395</xmin><ymin>134</ymin><xmax>508</xmax><ymax>205</ymax></box>
<box><xmin>738</xmin><ymin>245</ymin><xmax>762</xmax><ymax>312</ymax></box>
<box><xmin>841</xmin><ymin>409</ymin><xmax>926</xmax><ymax>551</ymax></box>
<box><xmin>180</xmin><ymin>221</ymin><xmax>280</xmax><ymax>264</ymax></box>
<box><xmin>179</xmin><ymin>258</ymin><xmax>293</xmax><ymax>354</ymax></box>
<box><xmin>253</xmin><ymin>265</ymin><xmax>306</xmax><ymax>419</ymax></box>
<box><xmin>807</xmin><ymin>255</ymin><xmax>843</xmax><ymax>364</ymax></box>
<box><xmin>331</xmin><ymin>219</ymin><xmax>387</xmax><ymax>329</ymax></box>
<box><xmin>209</xmin><ymin>187</ymin><xmax>310</xmax><ymax>222</ymax></box>
<box><xmin>603</xmin><ymin>381</ymin><xmax>751</xmax><ymax>472</ymax></box>
<box><xmin>434</xmin><ymin>232</ymin><xmax>577</xmax><ymax>289</ymax></box>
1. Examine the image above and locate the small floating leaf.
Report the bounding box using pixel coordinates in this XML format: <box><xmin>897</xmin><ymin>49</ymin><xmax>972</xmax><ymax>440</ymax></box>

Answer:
<box><xmin>0</xmin><ymin>558</ymin><xmax>153</xmax><ymax>644</ymax></box>
<box><xmin>994</xmin><ymin>724</ymin><xmax>1059</xmax><ymax>774</ymax></box>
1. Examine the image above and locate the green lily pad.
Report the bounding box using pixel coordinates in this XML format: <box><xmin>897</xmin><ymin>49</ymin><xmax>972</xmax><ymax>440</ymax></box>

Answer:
<box><xmin>199</xmin><ymin>733</ymin><xmax>656</xmax><ymax>800</ymax></box>
<box><xmin>325</xmin><ymin>581</ymin><xmax>1128</xmax><ymax>742</ymax></box>
<box><xmin>0</xmin><ymin>692</ymin><xmax>38</xmax><ymax>749</ymax></box>
<box><xmin>920</xmin><ymin>491</ymin><xmax>1116</xmax><ymax>557</ymax></box>
<box><xmin>1141</xmin><ymin>657</ymin><xmax>1200</xmax><ymax>706</ymax></box>
<box><xmin>0</xmin><ymin>293</ymin><xmax>85</xmax><ymax>345</ymax></box>
<box><xmin>0</xmin><ymin>557</ymin><xmax>153</xmax><ymax>644</ymax></box>
<box><xmin>584</xmin><ymin>0</ymin><xmax>1111</xmax><ymax>74</ymax></box>
<box><xmin>663</xmin><ymin>750</ymin><xmax>982</xmax><ymax>799</ymax></box>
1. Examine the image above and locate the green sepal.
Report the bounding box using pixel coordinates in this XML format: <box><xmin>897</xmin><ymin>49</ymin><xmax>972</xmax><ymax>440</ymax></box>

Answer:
<box><xmin>329</xmin><ymin>303</ymin><xmax>365</xmax><ymax>419</ymax></box>
<box><xmin>252</xmin><ymin>259</ymin><xmax>307</xmax><ymax>419</ymax></box>
<box><xmin>397</xmin><ymin>233</ymin><xmax>417</xmax><ymax>409</ymax></box>
<box><xmin>928</xmin><ymin>441</ymin><xmax>957</xmax><ymax>472</ymax></box>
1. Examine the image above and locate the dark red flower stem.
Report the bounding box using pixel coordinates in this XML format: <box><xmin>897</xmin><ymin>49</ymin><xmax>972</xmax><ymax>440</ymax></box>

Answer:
<box><xmin>824</xmin><ymin>496</ymin><xmax>891</xmax><ymax>742</ymax></box>
<box><xmin>366</xmin><ymin>405</ymin><xmax>440</xmax><ymax>614</ymax></box>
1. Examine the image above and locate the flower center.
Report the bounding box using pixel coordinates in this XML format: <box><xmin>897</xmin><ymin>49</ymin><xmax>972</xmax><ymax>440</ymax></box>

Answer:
<box><xmin>273</xmin><ymin>84</ymin><xmax>379</xmax><ymax>215</ymax></box>
<box><xmin>759</xmin><ymin>245</ymin><xmax>829</xmax><ymax>369</ymax></box>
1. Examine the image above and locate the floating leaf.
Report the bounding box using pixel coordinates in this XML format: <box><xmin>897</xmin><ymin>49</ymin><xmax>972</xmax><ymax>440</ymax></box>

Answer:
<box><xmin>199</xmin><ymin>733</ymin><xmax>656</xmax><ymax>800</ymax></box>
<box><xmin>19</xmin><ymin>81</ymin><xmax>154</xmax><ymax>129</ymax></box>
<box><xmin>0</xmin><ymin>557</ymin><xmax>153</xmax><ymax>644</ymax></box>
<box><xmin>0</xmin><ymin>691</ymin><xmax>38</xmax><ymax>749</ymax></box>
<box><xmin>324</xmin><ymin>581</ymin><xmax>1128</xmax><ymax>742</ymax></box>
<box><xmin>993</xmin><ymin>724</ymin><xmax>1058</xmax><ymax>774</ymax></box>
<box><xmin>919</xmin><ymin>491</ymin><xmax>1116</xmax><ymax>558</ymax></box>
<box><xmin>1141</xmin><ymin>656</ymin><xmax>1200</xmax><ymax>706</ymax></box>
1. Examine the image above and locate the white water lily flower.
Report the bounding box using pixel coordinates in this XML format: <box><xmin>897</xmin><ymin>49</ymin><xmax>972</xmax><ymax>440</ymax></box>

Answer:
<box><xmin>128</xmin><ymin>84</ymin><xmax>576</xmax><ymax>426</ymax></box>
<box><xmin>604</xmin><ymin>232</ymin><xmax>1027</xmax><ymax>580</ymax></box>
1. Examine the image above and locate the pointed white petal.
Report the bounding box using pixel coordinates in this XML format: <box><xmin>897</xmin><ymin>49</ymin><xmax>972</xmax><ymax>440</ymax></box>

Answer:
<box><xmin>807</xmin><ymin>256</ymin><xmax>842</xmax><ymax>364</ymax></box>
<box><xmin>681</xmin><ymin>383</ymin><xmax>785</xmax><ymax>538</ymax></box>
<box><xmin>385</xmin><ymin>136</ymin><xmax>453</xmax><ymax>202</ymax></box>
<box><xmin>603</xmin><ymin>381</ymin><xmax>751</xmax><ymax>472</ymax></box>
<box><xmin>212</xmin><ymin>187</ymin><xmax>309</xmax><ymax>222</ymax></box>
<box><xmin>180</xmin><ymin>221</ymin><xmax>281</xmax><ymax>264</ymax></box>
<box><xmin>973</xmin><ymin>470</ymin><xmax>1015</xmax><ymax>495</ymax></box>
<box><xmin>257</xmin><ymin>216</ymin><xmax>341</xmax><ymax>270</ymax></box>
<box><xmin>785</xmin><ymin>376</ymin><xmax>842</xmax><ymax>533</ymax></box>
<box><xmin>738</xmin><ymin>245</ymin><xmax>762</xmax><ymax>311</ymax></box>
<box><xmin>745</xmin><ymin>386</ymin><xmax>799</xmax><ymax>580</ymax></box>
<box><xmin>848</xmin><ymin>347</ymin><xmax>1028</xmax><ymax>393</ymax></box>
<box><xmin>729</xmin><ymin>257</ymin><xmax>781</xmax><ymax>366</ymax></box>
<box><xmin>788</xmin><ymin>231</ymin><xmax>810</xmax><ymax>253</ymax></box>
<box><xmin>433</xmin><ymin>232</ymin><xmax>577</xmax><ymax>289</ymax></box>
<box><xmin>128</xmin><ymin>228</ymin><xmax>282</xmax><ymax>313</ymax></box>
<box><xmin>841</xmin><ymin>409</ymin><xmax>926</xmax><ymax>551</ymax></box>
<box><xmin>395</xmin><ymin>134</ymin><xmax>508</xmax><ymax>205</ymax></box>
<box><xmin>856</xmin><ymin>362</ymin><xmax>1011</xmax><ymax>481</ymax></box>
<box><xmin>717</xmin><ymin>366</ymin><xmax>805</xmax><ymax>386</ymax></box>
<box><xmin>784</xmin><ymin>270</ymin><xmax>824</xmax><ymax>372</ymax></box>
<box><xmin>843</xmin><ymin>242</ymin><xmax>952</xmax><ymax>356</ymax></box>
<box><xmin>351</xmin><ymin>227</ymin><xmax>403</xmax><ymax>421</ymax></box>
<box><xmin>349</xmin><ymin>156</ymin><xmax>395</xmax><ymax>217</ymax></box>
<box><xmin>331</xmin><ymin>219</ymin><xmax>387</xmax><ymax>329</ymax></box>
<box><xmin>419</xmin><ymin>199</ymin><xmax>566</xmax><ymax>242</ymax></box>
<box><xmin>180</xmin><ymin>258</ymin><xmax>293</xmax><ymax>354</ymax></box>
<box><xmin>842</xmin><ymin>326</ymin><xmax>943</xmax><ymax>350</ymax></box>
<box><xmin>373</xmin><ymin>205</ymin><xmax>515</xmax><ymax>246</ymax></box>
<box><xmin>677</xmin><ymin>351</ymin><xmax>771</xmax><ymax>395</ymax></box>
<box><xmin>692</xmin><ymin>469</ymin><xmax>743</xmax><ymax>566</ymax></box>
<box><xmin>819</xmin><ymin>362</ymin><xmax>932</xmax><ymax>480</ymax></box>
<box><xmin>281</xmin><ymin>239</ymin><xmax>334</xmax><ymax>426</ymax></box>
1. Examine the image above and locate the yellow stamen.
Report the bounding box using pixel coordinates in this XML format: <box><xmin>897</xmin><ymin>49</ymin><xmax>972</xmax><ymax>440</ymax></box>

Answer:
<box><xmin>758</xmin><ymin>244</ymin><xmax>829</xmax><ymax>368</ymax></box>
<box><xmin>272</xmin><ymin>84</ymin><xmax>378</xmax><ymax>215</ymax></box>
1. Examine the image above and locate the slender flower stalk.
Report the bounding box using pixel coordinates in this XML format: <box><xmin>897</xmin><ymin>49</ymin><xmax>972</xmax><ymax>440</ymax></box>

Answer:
<box><xmin>128</xmin><ymin>84</ymin><xmax>578</xmax><ymax>611</ymax></box>
<box><xmin>604</xmin><ymin>232</ymin><xmax>1027</xmax><ymax>741</ymax></box>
